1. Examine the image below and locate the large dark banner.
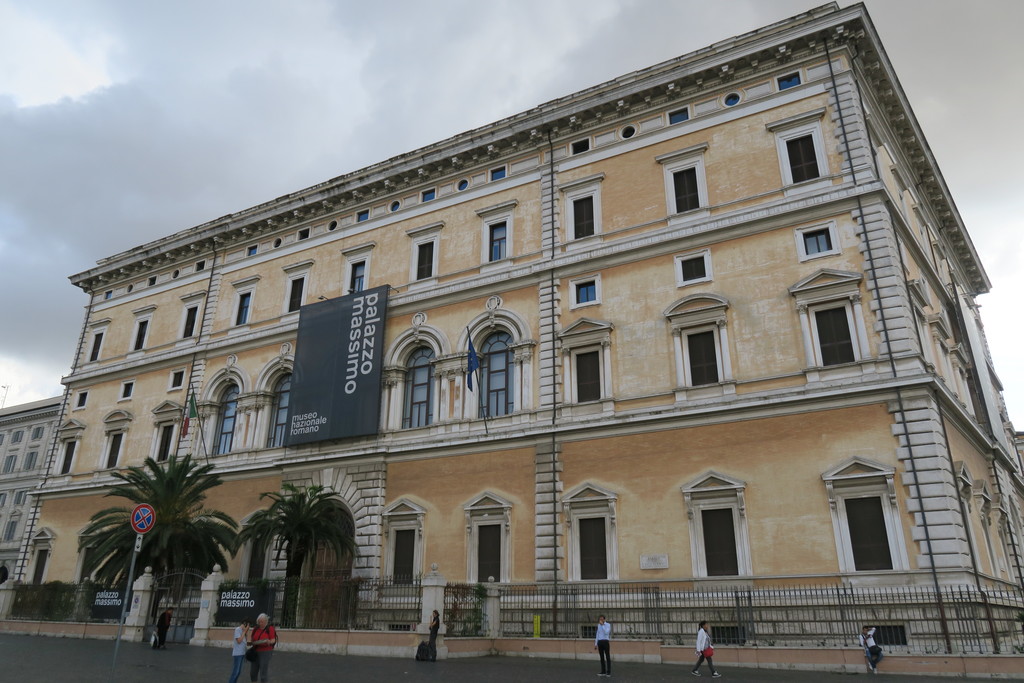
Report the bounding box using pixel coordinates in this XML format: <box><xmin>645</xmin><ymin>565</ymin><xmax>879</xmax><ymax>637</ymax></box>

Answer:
<box><xmin>286</xmin><ymin>285</ymin><xmax>389</xmax><ymax>446</ymax></box>
<box><xmin>216</xmin><ymin>585</ymin><xmax>276</xmax><ymax>624</ymax></box>
<box><xmin>90</xmin><ymin>588</ymin><xmax>125</xmax><ymax>620</ymax></box>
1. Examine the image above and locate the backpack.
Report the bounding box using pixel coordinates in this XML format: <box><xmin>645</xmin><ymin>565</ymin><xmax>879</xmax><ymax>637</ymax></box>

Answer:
<box><xmin>415</xmin><ymin>641</ymin><xmax>430</xmax><ymax>661</ymax></box>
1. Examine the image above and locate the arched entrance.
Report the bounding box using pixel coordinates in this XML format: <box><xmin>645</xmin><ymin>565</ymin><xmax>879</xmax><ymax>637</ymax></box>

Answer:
<box><xmin>150</xmin><ymin>569</ymin><xmax>205</xmax><ymax>644</ymax></box>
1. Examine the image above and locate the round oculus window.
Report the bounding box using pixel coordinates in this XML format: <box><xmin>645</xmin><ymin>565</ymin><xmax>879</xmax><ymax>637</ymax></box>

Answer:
<box><xmin>273</xmin><ymin>238</ymin><xmax>282</xmax><ymax>248</ymax></box>
<box><xmin>621</xmin><ymin>125</ymin><xmax>636</xmax><ymax>139</ymax></box>
<box><xmin>724</xmin><ymin>92</ymin><xmax>741</xmax><ymax>106</ymax></box>
<box><xmin>390</xmin><ymin>200</ymin><xmax>401</xmax><ymax>212</ymax></box>
<box><xmin>328</xmin><ymin>220</ymin><xmax>338</xmax><ymax>231</ymax></box>
<box><xmin>457</xmin><ymin>179</ymin><xmax>469</xmax><ymax>191</ymax></box>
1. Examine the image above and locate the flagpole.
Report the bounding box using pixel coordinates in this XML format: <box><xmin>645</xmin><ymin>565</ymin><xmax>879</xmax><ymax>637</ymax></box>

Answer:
<box><xmin>466</xmin><ymin>327</ymin><xmax>489</xmax><ymax>436</ymax></box>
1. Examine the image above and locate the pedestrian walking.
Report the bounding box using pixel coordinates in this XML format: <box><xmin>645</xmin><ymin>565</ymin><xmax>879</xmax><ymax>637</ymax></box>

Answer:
<box><xmin>228</xmin><ymin>619</ymin><xmax>250</xmax><ymax>683</ymax></box>
<box><xmin>428</xmin><ymin>609</ymin><xmax>441</xmax><ymax>662</ymax></box>
<box><xmin>248</xmin><ymin>613</ymin><xmax>277</xmax><ymax>682</ymax></box>
<box><xmin>691</xmin><ymin>621</ymin><xmax>720</xmax><ymax>678</ymax></box>
<box><xmin>860</xmin><ymin>625</ymin><xmax>883</xmax><ymax>674</ymax></box>
<box><xmin>594</xmin><ymin>614</ymin><xmax>611</xmax><ymax>677</ymax></box>
<box><xmin>156</xmin><ymin>607</ymin><xmax>173</xmax><ymax>649</ymax></box>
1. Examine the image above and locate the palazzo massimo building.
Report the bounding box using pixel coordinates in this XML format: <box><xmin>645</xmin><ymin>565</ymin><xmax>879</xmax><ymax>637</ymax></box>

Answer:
<box><xmin>22</xmin><ymin>3</ymin><xmax>1024</xmax><ymax>593</ymax></box>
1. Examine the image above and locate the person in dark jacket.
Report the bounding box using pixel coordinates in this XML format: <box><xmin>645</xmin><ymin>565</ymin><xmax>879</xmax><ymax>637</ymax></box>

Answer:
<box><xmin>156</xmin><ymin>608</ymin><xmax>173</xmax><ymax>649</ymax></box>
<box><xmin>428</xmin><ymin>610</ymin><xmax>441</xmax><ymax>662</ymax></box>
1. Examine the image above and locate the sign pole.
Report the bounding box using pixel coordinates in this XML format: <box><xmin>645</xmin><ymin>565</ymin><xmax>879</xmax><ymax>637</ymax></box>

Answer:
<box><xmin>110</xmin><ymin>533</ymin><xmax>143</xmax><ymax>678</ymax></box>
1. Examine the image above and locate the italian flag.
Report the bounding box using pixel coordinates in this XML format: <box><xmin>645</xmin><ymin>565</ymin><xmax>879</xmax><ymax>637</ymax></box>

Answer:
<box><xmin>182</xmin><ymin>391</ymin><xmax>199</xmax><ymax>437</ymax></box>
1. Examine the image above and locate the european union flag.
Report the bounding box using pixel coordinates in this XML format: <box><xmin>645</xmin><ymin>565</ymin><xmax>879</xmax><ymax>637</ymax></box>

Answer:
<box><xmin>467</xmin><ymin>338</ymin><xmax>480</xmax><ymax>390</ymax></box>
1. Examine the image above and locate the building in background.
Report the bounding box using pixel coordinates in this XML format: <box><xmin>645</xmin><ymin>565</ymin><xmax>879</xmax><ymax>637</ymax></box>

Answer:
<box><xmin>0</xmin><ymin>397</ymin><xmax>61</xmax><ymax>581</ymax></box>
<box><xmin>20</xmin><ymin>3</ymin><xmax>1023</xmax><ymax>596</ymax></box>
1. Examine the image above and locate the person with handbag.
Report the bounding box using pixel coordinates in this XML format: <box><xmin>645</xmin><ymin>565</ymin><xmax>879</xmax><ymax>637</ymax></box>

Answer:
<box><xmin>228</xmin><ymin>619</ymin><xmax>250</xmax><ymax>683</ymax></box>
<box><xmin>692</xmin><ymin>621</ymin><xmax>720</xmax><ymax>677</ymax></box>
<box><xmin>248</xmin><ymin>613</ymin><xmax>278</xmax><ymax>682</ymax></box>
<box><xmin>860</xmin><ymin>625</ymin><xmax>884</xmax><ymax>673</ymax></box>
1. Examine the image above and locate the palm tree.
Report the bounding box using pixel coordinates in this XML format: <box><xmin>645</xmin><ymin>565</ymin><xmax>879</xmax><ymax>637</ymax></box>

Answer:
<box><xmin>237</xmin><ymin>483</ymin><xmax>356</xmax><ymax>581</ymax></box>
<box><xmin>79</xmin><ymin>454</ymin><xmax>238</xmax><ymax>584</ymax></box>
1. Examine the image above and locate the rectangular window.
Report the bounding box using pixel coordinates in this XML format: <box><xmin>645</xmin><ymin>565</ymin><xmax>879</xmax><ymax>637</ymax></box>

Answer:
<box><xmin>679</xmin><ymin>255</ymin><xmax>707</xmax><ymax>283</ymax></box>
<box><xmin>672</xmin><ymin>167</ymin><xmax>700</xmax><ymax>213</ymax></box>
<box><xmin>288</xmin><ymin>277</ymin><xmax>305</xmax><ymax>313</ymax></box>
<box><xmin>576</xmin><ymin>351</ymin><xmax>601</xmax><ymax>403</ymax></box>
<box><xmin>356</xmin><ymin>209</ymin><xmax>369</xmax><ymax>222</ymax></box>
<box><xmin>76</xmin><ymin>392</ymin><xmax>88</xmax><ymax>408</ymax></box>
<box><xmin>489</xmin><ymin>222</ymin><xmax>507</xmax><ymax>262</ymax></box>
<box><xmin>0</xmin><ymin>493</ymin><xmax>6</xmax><ymax>506</ymax></box>
<box><xmin>105</xmin><ymin>432</ymin><xmax>123</xmax><ymax>469</ymax></box>
<box><xmin>416</xmin><ymin>242</ymin><xmax>434</xmax><ymax>280</ymax></box>
<box><xmin>778</xmin><ymin>73</ymin><xmax>801</xmax><ymax>90</ymax></box>
<box><xmin>421</xmin><ymin>188</ymin><xmax>436</xmax><ymax>202</ymax></box>
<box><xmin>571</xmin><ymin>139</ymin><xmax>590</xmax><ymax>155</ymax></box>
<box><xmin>23</xmin><ymin>451</ymin><xmax>37</xmax><ymax>470</ymax></box>
<box><xmin>89</xmin><ymin>332</ymin><xmax>104</xmax><ymax>361</ymax></box>
<box><xmin>802</xmin><ymin>228</ymin><xmax>833</xmax><ymax>255</ymax></box>
<box><xmin>121</xmin><ymin>381</ymin><xmax>134</xmax><ymax>399</ymax></box>
<box><xmin>687</xmin><ymin>331</ymin><xmax>720</xmax><ymax>386</ymax></box>
<box><xmin>170</xmin><ymin>370</ymin><xmax>185</xmax><ymax>390</ymax></box>
<box><xmin>815</xmin><ymin>307</ymin><xmax>856</xmax><ymax>366</ymax></box>
<box><xmin>578</xmin><ymin>517</ymin><xmax>608</xmax><ymax>580</ymax></box>
<box><xmin>845</xmin><ymin>497</ymin><xmax>894</xmax><ymax>571</ymax></box>
<box><xmin>2</xmin><ymin>455</ymin><xmax>15</xmax><ymax>473</ymax></box>
<box><xmin>668</xmin><ymin>108</ymin><xmax>690</xmax><ymax>125</ymax></box>
<box><xmin>60</xmin><ymin>441</ymin><xmax>76</xmax><ymax>474</ymax></box>
<box><xmin>786</xmin><ymin>135</ymin><xmax>820</xmax><ymax>183</ymax></box>
<box><xmin>702</xmin><ymin>508</ymin><xmax>739</xmax><ymax>576</ymax></box>
<box><xmin>182</xmin><ymin>305</ymin><xmax>199</xmax><ymax>338</ymax></box>
<box><xmin>14</xmin><ymin>490</ymin><xmax>26</xmax><ymax>505</ymax></box>
<box><xmin>31</xmin><ymin>426</ymin><xmax>44</xmax><ymax>440</ymax></box>
<box><xmin>349</xmin><ymin>261</ymin><xmax>366</xmax><ymax>293</ymax></box>
<box><xmin>297</xmin><ymin>228</ymin><xmax>310</xmax><ymax>240</ymax></box>
<box><xmin>195</xmin><ymin>260</ymin><xmax>206</xmax><ymax>271</ymax></box>
<box><xmin>0</xmin><ymin>434</ymin><xmax>3</xmax><ymax>445</ymax></box>
<box><xmin>104</xmin><ymin>290</ymin><xmax>112</xmax><ymax>300</ymax></box>
<box><xmin>477</xmin><ymin>523</ymin><xmax>502</xmax><ymax>583</ymax></box>
<box><xmin>572</xmin><ymin>196</ymin><xmax>595</xmax><ymax>239</ymax></box>
<box><xmin>3</xmin><ymin>520</ymin><xmax>16</xmax><ymax>542</ymax></box>
<box><xmin>148</xmin><ymin>276</ymin><xmax>157</xmax><ymax>286</ymax></box>
<box><xmin>11</xmin><ymin>431</ymin><xmax>22</xmax><ymax>443</ymax></box>
<box><xmin>575</xmin><ymin>280</ymin><xmax>596</xmax><ymax>305</ymax></box>
<box><xmin>32</xmin><ymin>548</ymin><xmax>49</xmax><ymax>583</ymax></box>
<box><xmin>236</xmin><ymin>292</ymin><xmax>252</xmax><ymax>325</ymax></box>
<box><xmin>247</xmin><ymin>245</ymin><xmax>258</xmax><ymax>256</ymax></box>
<box><xmin>490</xmin><ymin>167</ymin><xmax>506</xmax><ymax>181</ymax></box>
<box><xmin>392</xmin><ymin>528</ymin><xmax>415</xmax><ymax>584</ymax></box>
<box><xmin>133</xmin><ymin>320</ymin><xmax>149</xmax><ymax>351</ymax></box>
<box><xmin>156</xmin><ymin>424</ymin><xmax>175</xmax><ymax>462</ymax></box>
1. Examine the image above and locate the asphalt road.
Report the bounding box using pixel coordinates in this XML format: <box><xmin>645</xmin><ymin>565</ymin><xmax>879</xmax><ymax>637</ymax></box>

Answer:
<box><xmin>0</xmin><ymin>633</ymin><xmax>999</xmax><ymax>682</ymax></box>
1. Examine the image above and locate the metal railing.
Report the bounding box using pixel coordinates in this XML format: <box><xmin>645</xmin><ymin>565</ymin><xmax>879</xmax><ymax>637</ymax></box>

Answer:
<box><xmin>497</xmin><ymin>582</ymin><xmax>1024</xmax><ymax>654</ymax></box>
<box><xmin>444</xmin><ymin>582</ymin><xmax>487</xmax><ymax>637</ymax></box>
<box><xmin>215</xmin><ymin>576</ymin><xmax>421</xmax><ymax>631</ymax></box>
<box><xmin>9</xmin><ymin>582</ymin><xmax>123</xmax><ymax>623</ymax></box>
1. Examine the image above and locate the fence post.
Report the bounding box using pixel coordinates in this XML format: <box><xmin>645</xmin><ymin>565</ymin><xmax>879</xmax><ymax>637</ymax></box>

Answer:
<box><xmin>123</xmin><ymin>566</ymin><xmax>155</xmax><ymax>642</ymax></box>
<box><xmin>418</xmin><ymin>564</ymin><xmax>446</xmax><ymax>658</ymax></box>
<box><xmin>483</xmin><ymin>583</ymin><xmax>501</xmax><ymax>637</ymax></box>
<box><xmin>190</xmin><ymin>564</ymin><xmax>224</xmax><ymax>646</ymax></box>
<box><xmin>0</xmin><ymin>581</ymin><xmax>14</xmax><ymax>620</ymax></box>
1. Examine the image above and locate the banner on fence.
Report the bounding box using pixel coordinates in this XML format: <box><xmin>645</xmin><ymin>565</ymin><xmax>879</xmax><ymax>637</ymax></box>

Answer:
<box><xmin>216</xmin><ymin>585</ymin><xmax>276</xmax><ymax>623</ymax></box>
<box><xmin>90</xmin><ymin>588</ymin><xmax>125</xmax><ymax>620</ymax></box>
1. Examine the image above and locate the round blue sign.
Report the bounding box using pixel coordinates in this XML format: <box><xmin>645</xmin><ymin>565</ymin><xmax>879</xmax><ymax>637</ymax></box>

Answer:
<box><xmin>130</xmin><ymin>503</ymin><xmax>156</xmax><ymax>534</ymax></box>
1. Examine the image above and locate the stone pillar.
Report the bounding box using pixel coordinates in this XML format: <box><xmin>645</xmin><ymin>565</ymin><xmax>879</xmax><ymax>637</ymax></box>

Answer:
<box><xmin>191</xmin><ymin>564</ymin><xmax>224</xmax><ymax>645</ymax></box>
<box><xmin>482</xmin><ymin>583</ymin><xmax>501</xmax><ymax>638</ymax></box>
<box><xmin>123</xmin><ymin>566</ymin><xmax>156</xmax><ymax>642</ymax></box>
<box><xmin>0</xmin><ymin>581</ymin><xmax>14</xmax><ymax>620</ymax></box>
<box><xmin>417</xmin><ymin>564</ymin><xmax>447</xmax><ymax>659</ymax></box>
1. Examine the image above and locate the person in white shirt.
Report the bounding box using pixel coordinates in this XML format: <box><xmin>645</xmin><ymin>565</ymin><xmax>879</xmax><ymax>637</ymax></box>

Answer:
<box><xmin>860</xmin><ymin>625</ymin><xmax>883</xmax><ymax>673</ymax></box>
<box><xmin>227</xmin><ymin>618</ymin><xmax>250</xmax><ymax>683</ymax></box>
<box><xmin>692</xmin><ymin>621</ymin><xmax>720</xmax><ymax>677</ymax></box>
<box><xmin>594</xmin><ymin>614</ymin><xmax>611</xmax><ymax>677</ymax></box>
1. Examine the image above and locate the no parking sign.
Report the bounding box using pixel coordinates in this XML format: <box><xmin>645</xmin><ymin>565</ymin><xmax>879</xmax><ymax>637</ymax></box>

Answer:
<box><xmin>130</xmin><ymin>503</ymin><xmax>155</xmax><ymax>534</ymax></box>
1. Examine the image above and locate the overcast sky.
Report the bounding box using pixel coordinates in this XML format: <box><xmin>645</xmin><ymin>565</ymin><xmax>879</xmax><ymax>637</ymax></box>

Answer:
<box><xmin>1</xmin><ymin>0</ymin><xmax>1022</xmax><ymax>427</ymax></box>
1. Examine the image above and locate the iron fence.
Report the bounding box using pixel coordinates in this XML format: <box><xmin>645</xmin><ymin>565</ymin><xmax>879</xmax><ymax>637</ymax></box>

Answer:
<box><xmin>216</xmin><ymin>576</ymin><xmax>421</xmax><ymax>631</ymax></box>
<box><xmin>444</xmin><ymin>582</ymin><xmax>487</xmax><ymax>637</ymax></box>
<box><xmin>9</xmin><ymin>582</ymin><xmax>123</xmax><ymax>623</ymax></box>
<box><xmin>497</xmin><ymin>582</ymin><xmax>1024</xmax><ymax>655</ymax></box>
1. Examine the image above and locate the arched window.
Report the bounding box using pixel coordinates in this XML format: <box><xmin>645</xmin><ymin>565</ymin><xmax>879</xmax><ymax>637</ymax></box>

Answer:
<box><xmin>266</xmin><ymin>374</ymin><xmax>292</xmax><ymax>448</ymax></box>
<box><xmin>214</xmin><ymin>384</ymin><xmax>239</xmax><ymax>455</ymax></box>
<box><xmin>402</xmin><ymin>348</ymin><xmax>434</xmax><ymax>428</ymax></box>
<box><xmin>479</xmin><ymin>332</ymin><xmax>514</xmax><ymax>417</ymax></box>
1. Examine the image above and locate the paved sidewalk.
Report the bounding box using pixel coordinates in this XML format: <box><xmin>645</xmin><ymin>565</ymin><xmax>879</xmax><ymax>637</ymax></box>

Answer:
<box><xmin>0</xmin><ymin>633</ymin><xmax>993</xmax><ymax>682</ymax></box>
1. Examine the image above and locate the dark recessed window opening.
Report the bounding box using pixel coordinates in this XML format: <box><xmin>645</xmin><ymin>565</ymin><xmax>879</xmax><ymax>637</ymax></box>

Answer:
<box><xmin>171</xmin><ymin>370</ymin><xmax>185</xmax><ymax>388</ymax></box>
<box><xmin>236</xmin><ymin>292</ymin><xmax>252</xmax><ymax>326</ymax></box>
<box><xmin>121</xmin><ymin>381</ymin><xmax>134</xmax><ymax>399</ymax></box>
<box><xmin>357</xmin><ymin>209</ymin><xmax>370</xmax><ymax>222</ymax></box>
<box><xmin>133</xmin><ymin>320</ymin><xmax>148</xmax><ymax>351</ymax></box>
<box><xmin>576</xmin><ymin>351</ymin><xmax>601</xmax><ymax>402</ymax></box>
<box><xmin>421</xmin><ymin>189</ymin><xmax>436</xmax><ymax>202</ymax></box>
<box><xmin>104</xmin><ymin>290</ymin><xmax>113</xmax><ymax>300</ymax></box>
<box><xmin>673</xmin><ymin>167</ymin><xmax>700</xmax><ymax>213</ymax></box>
<box><xmin>76</xmin><ymin>392</ymin><xmax>88</xmax><ymax>408</ymax></box>
<box><xmin>89</xmin><ymin>332</ymin><xmax>103</xmax><ymax>361</ymax></box>
<box><xmin>106</xmin><ymin>432</ymin><xmax>123</xmax><ymax>469</ymax></box>
<box><xmin>182</xmin><ymin>306</ymin><xmax>198</xmax><ymax>338</ymax></box>
<box><xmin>724</xmin><ymin>93</ymin><xmax>741</xmax><ymax>106</ymax></box>
<box><xmin>803</xmin><ymin>228</ymin><xmax>833</xmax><ymax>255</ymax></box>
<box><xmin>621</xmin><ymin>125</ymin><xmax>636</xmax><ymax>139</ymax></box>
<box><xmin>688</xmin><ymin>331</ymin><xmax>719</xmax><ymax>385</ymax></box>
<box><xmin>815</xmin><ymin>307</ymin><xmax>855</xmax><ymax>366</ymax></box>
<box><xmin>196</xmin><ymin>260</ymin><xmax>206</xmax><ymax>271</ymax></box>
<box><xmin>778</xmin><ymin>73</ymin><xmax>801</xmax><ymax>90</ymax></box>
<box><xmin>680</xmin><ymin>255</ymin><xmax>707</xmax><ymax>282</ymax></box>
<box><xmin>457</xmin><ymin>179</ymin><xmax>470</xmax><ymax>191</ymax></box>
<box><xmin>787</xmin><ymin>135</ymin><xmax>820</xmax><ymax>182</ymax></box>
<box><xmin>571</xmin><ymin>139</ymin><xmax>590</xmax><ymax>155</ymax></box>
<box><xmin>489</xmin><ymin>222</ymin><xmax>507</xmax><ymax>262</ymax></box>
<box><xmin>669</xmin><ymin>108</ymin><xmax>690</xmax><ymax>125</ymax></box>
<box><xmin>477</xmin><ymin>523</ymin><xmax>501</xmax><ymax>582</ymax></box>
<box><xmin>156</xmin><ymin>424</ymin><xmax>175</xmax><ymax>462</ymax></box>
<box><xmin>247</xmin><ymin>245</ymin><xmax>258</xmax><ymax>256</ymax></box>
<box><xmin>297</xmin><ymin>228</ymin><xmax>310</xmax><ymax>240</ymax></box>
<box><xmin>490</xmin><ymin>167</ymin><xmax>506</xmax><ymax>181</ymax></box>
<box><xmin>845</xmin><ymin>497</ymin><xmax>893</xmax><ymax>570</ymax></box>
<box><xmin>328</xmin><ymin>220</ymin><xmax>338</xmax><ymax>231</ymax></box>
<box><xmin>572</xmin><ymin>196</ymin><xmax>595</xmax><ymax>239</ymax></box>
<box><xmin>288</xmin><ymin>277</ymin><xmax>305</xmax><ymax>312</ymax></box>
<box><xmin>349</xmin><ymin>261</ymin><xmax>366</xmax><ymax>293</ymax></box>
<box><xmin>416</xmin><ymin>242</ymin><xmax>434</xmax><ymax>280</ymax></box>
<box><xmin>579</xmin><ymin>517</ymin><xmax>608</xmax><ymax>580</ymax></box>
<box><xmin>575</xmin><ymin>280</ymin><xmax>597</xmax><ymax>304</ymax></box>
<box><xmin>172</xmin><ymin>269</ymin><xmax>179</xmax><ymax>279</ymax></box>
<box><xmin>390</xmin><ymin>200</ymin><xmax>401</xmax><ymax>212</ymax></box>
<box><xmin>703</xmin><ymin>508</ymin><xmax>739</xmax><ymax>575</ymax></box>
<box><xmin>148</xmin><ymin>276</ymin><xmax>157</xmax><ymax>286</ymax></box>
<box><xmin>273</xmin><ymin>238</ymin><xmax>282</xmax><ymax>247</ymax></box>
<box><xmin>127</xmin><ymin>284</ymin><xmax>134</xmax><ymax>293</ymax></box>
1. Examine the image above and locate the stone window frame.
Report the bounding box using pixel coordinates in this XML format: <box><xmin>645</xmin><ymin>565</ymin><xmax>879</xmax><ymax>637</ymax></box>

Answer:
<box><xmin>477</xmin><ymin>200</ymin><xmax>517</xmax><ymax>268</ymax></box>
<box><xmin>558</xmin><ymin>318</ymin><xmax>614</xmax><ymax>405</ymax></box>
<box><xmin>795</xmin><ymin>220</ymin><xmax>841</xmax><ymax>262</ymax></box>
<box><xmin>675</xmin><ymin>248</ymin><xmax>713</xmax><ymax>288</ymax></box>
<box><xmin>130</xmin><ymin>305</ymin><xmax>156</xmax><ymax>353</ymax></box>
<box><xmin>789</xmin><ymin>269</ymin><xmax>871</xmax><ymax>370</ymax></box>
<box><xmin>230</xmin><ymin>276</ymin><xmax>260</xmax><ymax>328</ymax></box>
<box><xmin>562</xmin><ymin>482</ymin><xmax>619</xmax><ymax>581</ymax></box>
<box><xmin>561</xmin><ymin>173</ymin><xmax>604</xmax><ymax>246</ymax></box>
<box><xmin>343</xmin><ymin>242</ymin><xmax>375</xmax><ymax>295</ymax></box>
<box><xmin>282</xmin><ymin>260</ymin><xmax>314</xmax><ymax>316</ymax></box>
<box><xmin>766</xmin><ymin>107</ymin><xmax>830</xmax><ymax>193</ymax></box>
<box><xmin>382</xmin><ymin>498</ymin><xmax>426</xmax><ymax>582</ymax></box>
<box><xmin>822</xmin><ymin>457</ymin><xmax>910</xmax><ymax>574</ymax></box>
<box><xmin>664</xmin><ymin>294</ymin><xmax>733</xmax><ymax>390</ymax></box>
<box><xmin>150</xmin><ymin>401</ymin><xmax>182</xmax><ymax>462</ymax></box>
<box><xmin>86</xmin><ymin>318</ymin><xmax>110</xmax><ymax>363</ymax></box>
<box><xmin>464</xmin><ymin>492</ymin><xmax>512</xmax><ymax>583</ymax></box>
<box><xmin>101</xmin><ymin>410</ymin><xmax>132</xmax><ymax>470</ymax></box>
<box><xmin>657</xmin><ymin>143</ymin><xmax>710</xmax><ymax>223</ymax></box>
<box><xmin>681</xmin><ymin>471</ymin><xmax>753</xmax><ymax>578</ymax></box>
<box><xmin>569</xmin><ymin>273</ymin><xmax>602</xmax><ymax>310</ymax></box>
<box><xmin>406</xmin><ymin>222</ymin><xmax>444</xmax><ymax>288</ymax></box>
